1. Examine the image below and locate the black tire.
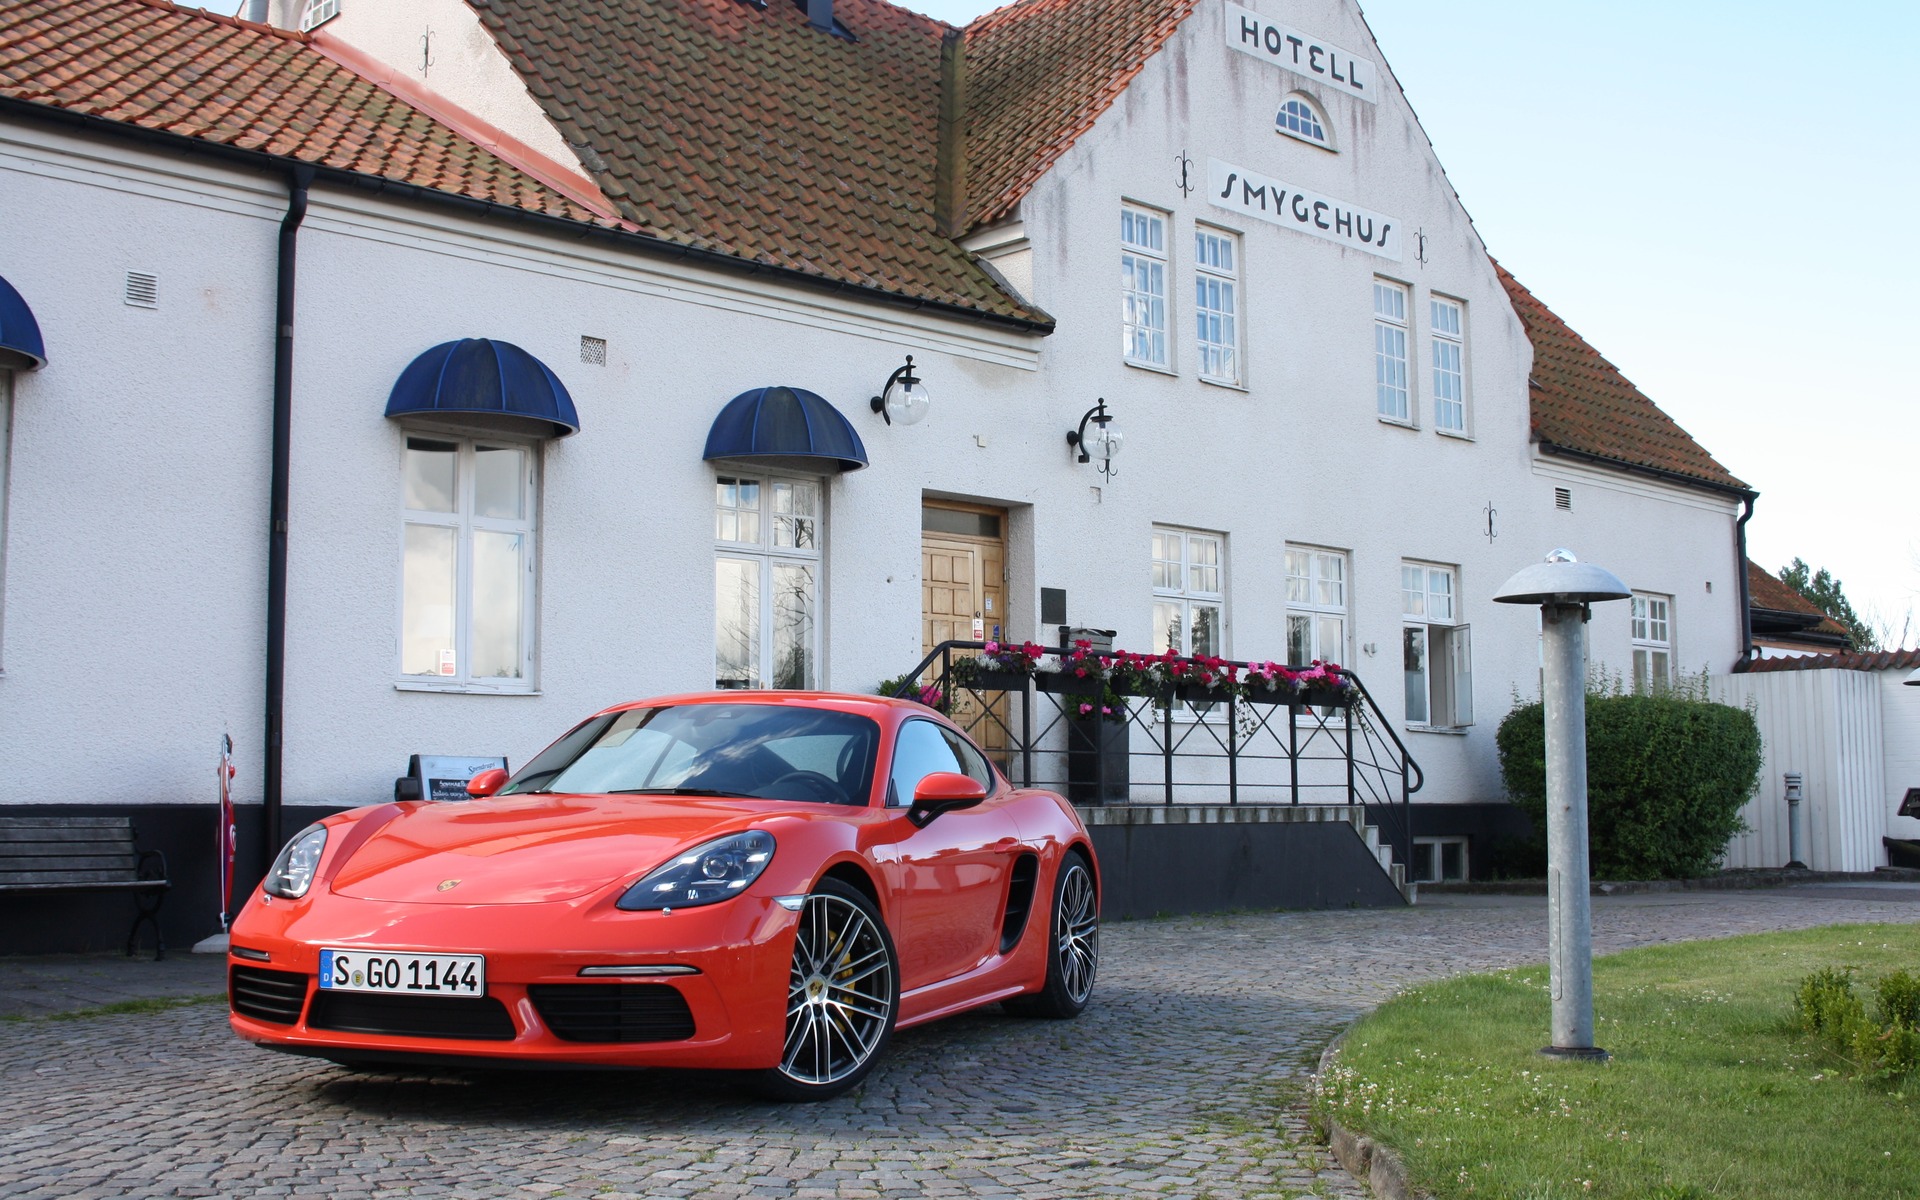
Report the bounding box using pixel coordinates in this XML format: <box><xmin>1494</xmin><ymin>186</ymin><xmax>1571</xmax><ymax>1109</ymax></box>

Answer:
<box><xmin>1004</xmin><ymin>850</ymin><xmax>1098</xmax><ymax>1019</ymax></box>
<box><xmin>751</xmin><ymin>877</ymin><xmax>898</xmax><ymax>1102</ymax></box>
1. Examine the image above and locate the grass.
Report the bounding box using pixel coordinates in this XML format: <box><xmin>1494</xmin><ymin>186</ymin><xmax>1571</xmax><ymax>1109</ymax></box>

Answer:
<box><xmin>2</xmin><ymin>993</ymin><xmax>227</xmax><ymax>1023</ymax></box>
<box><xmin>1315</xmin><ymin>923</ymin><xmax>1920</xmax><ymax>1199</ymax></box>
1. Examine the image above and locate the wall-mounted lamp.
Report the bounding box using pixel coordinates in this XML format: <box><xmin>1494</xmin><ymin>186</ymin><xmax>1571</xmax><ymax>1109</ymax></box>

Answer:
<box><xmin>870</xmin><ymin>355</ymin><xmax>930</xmax><ymax>426</ymax></box>
<box><xmin>1067</xmin><ymin>398</ymin><xmax>1123</xmax><ymax>482</ymax></box>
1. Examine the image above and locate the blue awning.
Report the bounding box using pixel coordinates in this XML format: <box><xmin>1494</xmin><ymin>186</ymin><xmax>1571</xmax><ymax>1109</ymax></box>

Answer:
<box><xmin>384</xmin><ymin>338</ymin><xmax>579</xmax><ymax>438</ymax></box>
<box><xmin>702</xmin><ymin>386</ymin><xmax>868</xmax><ymax>473</ymax></box>
<box><xmin>0</xmin><ymin>274</ymin><xmax>47</xmax><ymax>371</ymax></box>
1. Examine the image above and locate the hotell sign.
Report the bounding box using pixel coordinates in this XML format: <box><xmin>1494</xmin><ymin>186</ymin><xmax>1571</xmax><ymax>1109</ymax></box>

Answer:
<box><xmin>1224</xmin><ymin>1</ymin><xmax>1377</xmax><ymax>104</ymax></box>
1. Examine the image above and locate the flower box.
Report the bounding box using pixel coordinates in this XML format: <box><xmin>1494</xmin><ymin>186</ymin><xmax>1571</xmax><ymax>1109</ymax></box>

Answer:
<box><xmin>1035</xmin><ymin>671</ymin><xmax>1102</xmax><ymax>698</ymax></box>
<box><xmin>958</xmin><ymin>668</ymin><xmax>1030</xmax><ymax>693</ymax></box>
<box><xmin>1239</xmin><ymin>685</ymin><xmax>1299</xmax><ymax>706</ymax></box>
<box><xmin>1295</xmin><ymin>686</ymin><xmax>1353</xmax><ymax>709</ymax></box>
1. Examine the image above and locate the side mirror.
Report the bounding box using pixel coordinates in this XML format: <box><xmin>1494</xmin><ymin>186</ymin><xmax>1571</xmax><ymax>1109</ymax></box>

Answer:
<box><xmin>466</xmin><ymin>767</ymin><xmax>510</xmax><ymax>798</ymax></box>
<box><xmin>908</xmin><ymin>771</ymin><xmax>988</xmax><ymax>828</ymax></box>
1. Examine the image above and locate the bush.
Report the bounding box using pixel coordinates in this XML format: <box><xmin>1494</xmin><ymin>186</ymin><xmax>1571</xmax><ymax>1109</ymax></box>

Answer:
<box><xmin>1794</xmin><ymin>966</ymin><xmax>1920</xmax><ymax>1081</ymax></box>
<box><xmin>1496</xmin><ymin>689</ymin><xmax>1760</xmax><ymax>880</ymax></box>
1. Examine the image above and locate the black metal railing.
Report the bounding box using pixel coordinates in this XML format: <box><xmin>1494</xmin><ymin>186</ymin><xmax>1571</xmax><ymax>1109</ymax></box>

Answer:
<box><xmin>891</xmin><ymin>641</ymin><xmax>1424</xmax><ymax>871</ymax></box>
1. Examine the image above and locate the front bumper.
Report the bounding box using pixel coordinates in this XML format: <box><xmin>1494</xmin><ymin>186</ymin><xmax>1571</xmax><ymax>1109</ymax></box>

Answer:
<box><xmin>226</xmin><ymin>887</ymin><xmax>798</xmax><ymax>1070</ymax></box>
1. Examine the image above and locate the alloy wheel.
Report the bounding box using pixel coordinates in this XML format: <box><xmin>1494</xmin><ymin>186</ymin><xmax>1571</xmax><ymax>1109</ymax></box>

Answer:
<box><xmin>779</xmin><ymin>891</ymin><xmax>895</xmax><ymax>1086</ymax></box>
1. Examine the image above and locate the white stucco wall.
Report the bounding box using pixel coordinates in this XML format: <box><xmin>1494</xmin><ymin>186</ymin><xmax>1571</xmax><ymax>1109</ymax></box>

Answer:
<box><xmin>0</xmin><ymin>0</ymin><xmax>1745</xmax><ymax>823</ymax></box>
<box><xmin>1882</xmin><ymin>670</ymin><xmax>1919</xmax><ymax>842</ymax></box>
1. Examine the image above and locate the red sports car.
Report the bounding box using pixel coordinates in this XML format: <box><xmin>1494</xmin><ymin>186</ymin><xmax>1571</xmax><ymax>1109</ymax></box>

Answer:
<box><xmin>227</xmin><ymin>692</ymin><xmax>1100</xmax><ymax>1100</ymax></box>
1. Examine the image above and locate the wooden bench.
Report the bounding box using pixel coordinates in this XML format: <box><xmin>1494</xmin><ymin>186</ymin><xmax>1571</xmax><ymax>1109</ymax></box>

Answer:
<box><xmin>0</xmin><ymin>816</ymin><xmax>170</xmax><ymax>959</ymax></box>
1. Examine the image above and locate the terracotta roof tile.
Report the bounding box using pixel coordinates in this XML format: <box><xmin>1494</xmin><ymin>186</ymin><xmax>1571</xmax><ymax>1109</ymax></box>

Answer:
<box><xmin>963</xmin><ymin>0</ymin><xmax>1198</xmax><ymax>227</ymax></box>
<box><xmin>471</xmin><ymin>0</ymin><xmax>1048</xmax><ymax>324</ymax></box>
<box><xmin>1497</xmin><ymin>263</ymin><xmax>1747</xmax><ymax>492</ymax></box>
<box><xmin>0</xmin><ymin>0</ymin><xmax>604</xmax><ymax>223</ymax></box>
<box><xmin>1736</xmin><ymin>648</ymin><xmax>1920</xmax><ymax>674</ymax></box>
<box><xmin>1746</xmin><ymin>559</ymin><xmax>1850</xmax><ymax>640</ymax></box>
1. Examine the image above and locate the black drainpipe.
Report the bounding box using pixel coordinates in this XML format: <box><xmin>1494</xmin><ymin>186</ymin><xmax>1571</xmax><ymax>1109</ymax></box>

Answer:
<box><xmin>264</xmin><ymin>166</ymin><xmax>313</xmax><ymax>872</ymax></box>
<box><xmin>1734</xmin><ymin>492</ymin><xmax>1757</xmax><ymax>664</ymax></box>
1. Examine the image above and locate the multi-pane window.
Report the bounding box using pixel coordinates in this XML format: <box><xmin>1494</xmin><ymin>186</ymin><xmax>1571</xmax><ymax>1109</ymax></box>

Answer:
<box><xmin>1631</xmin><ymin>592</ymin><xmax>1672</xmax><ymax>692</ymax></box>
<box><xmin>1431</xmin><ymin>296</ymin><xmax>1467</xmax><ymax>433</ymax></box>
<box><xmin>400</xmin><ymin>435</ymin><xmax>537</xmax><ymax>689</ymax></box>
<box><xmin>1402</xmin><ymin>561</ymin><xmax>1473</xmax><ymax>728</ymax></box>
<box><xmin>298</xmin><ymin>0</ymin><xmax>341</xmax><ymax>32</ymax></box>
<box><xmin>1151</xmin><ymin>527</ymin><xmax>1224</xmax><ymax>658</ymax></box>
<box><xmin>1374</xmin><ymin>279</ymin><xmax>1410</xmax><ymax>421</ymax></box>
<box><xmin>1285</xmin><ymin>547</ymin><xmax>1347</xmax><ymax>665</ymax></box>
<box><xmin>1194</xmin><ymin>228</ymin><xmax>1240</xmax><ymax>384</ymax></box>
<box><xmin>1121</xmin><ymin>206</ymin><xmax>1169</xmax><ymax>368</ymax></box>
<box><xmin>715</xmin><ymin>474</ymin><xmax>822</xmax><ymax>690</ymax></box>
<box><xmin>1276</xmin><ymin>95</ymin><xmax>1330</xmax><ymax>148</ymax></box>
<box><xmin>1412</xmin><ymin>837</ymin><xmax>1469</xmax><ymax>883</ymax></box>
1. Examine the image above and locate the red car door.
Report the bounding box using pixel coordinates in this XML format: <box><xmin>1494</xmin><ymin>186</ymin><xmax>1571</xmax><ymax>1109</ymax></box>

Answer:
<box><xmin>876</xmin><ymin>719</ymin><xmax>1020</xmax><ymax>993</ymax></box>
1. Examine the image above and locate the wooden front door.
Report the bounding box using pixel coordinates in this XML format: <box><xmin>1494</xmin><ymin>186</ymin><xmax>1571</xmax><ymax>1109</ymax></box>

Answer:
<box><xmin>921</xmin><ymin>502</ymin><xmax>1009</xmax><ymax>756</ymax></box>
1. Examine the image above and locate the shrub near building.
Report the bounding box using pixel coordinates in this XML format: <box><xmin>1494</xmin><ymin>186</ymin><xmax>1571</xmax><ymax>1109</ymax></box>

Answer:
<box><xmin>1497</xmin><ymin>683</ymin><xmax>1762</xmax><ymax>879</ymax></box>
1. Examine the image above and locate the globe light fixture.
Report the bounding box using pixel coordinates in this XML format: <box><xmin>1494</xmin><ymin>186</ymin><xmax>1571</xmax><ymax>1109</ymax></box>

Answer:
<box><xmin>1067</xmin><ymin>398</ymin><xmax>1123</xmax><ymax>482</ymax></box>
<box><xmin>870</xmin><ymin>355</ymin><xmax>931</xmax><ymax>426</ymax></box>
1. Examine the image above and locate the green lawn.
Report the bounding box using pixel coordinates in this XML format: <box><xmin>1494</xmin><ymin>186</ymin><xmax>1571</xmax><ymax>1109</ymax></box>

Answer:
<box><xmin>1314</xmin><ymin>924</ymin><xmax>1920</xmax><ymax>1200</ymax></box>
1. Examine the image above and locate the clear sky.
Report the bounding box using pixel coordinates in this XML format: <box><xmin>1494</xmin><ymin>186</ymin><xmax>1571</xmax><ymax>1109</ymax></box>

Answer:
<box><xmin>901</xmin><ymin>0</ymin><xmax>1920</xmax><ymax>644</ymax></box>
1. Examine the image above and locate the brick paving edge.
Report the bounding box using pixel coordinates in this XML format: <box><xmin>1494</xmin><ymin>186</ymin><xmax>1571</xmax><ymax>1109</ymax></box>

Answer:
<box><xmin>1424</xmin><ymin>867</ymin><xmax>1920</xmax><ymax>897</ymax></box>
<box><xmin>1310</xmin><ymin>1033</ymin><xmax>1429</xmax><ymax>1200</ymax></box>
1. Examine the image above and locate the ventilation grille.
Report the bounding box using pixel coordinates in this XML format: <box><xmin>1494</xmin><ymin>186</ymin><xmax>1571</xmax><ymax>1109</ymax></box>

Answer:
<box><xmin>1554</xmin><ymin>487</ymin><xmax>1572</xmax><ymax>511</ymax></box>
<box><xmin>528</xmin><ymin>983</ymin><xmax>697</xmax><ymax>1043</ymax></box>
<box><xmin>124</xmin><ymin>271</ymin><xmax>158</xmax><ymax>309</ymax></box>
<box><xmin>308</xmin><ymin>991</ymin><xmax>517</xmax><ymax>1041</ymax></box>
<box><xmin>580</xmin><ymin>335</ymin><xmax>606</xmax><ymax>366</ymax></box>
<box><xmin>230</xmin><ymin>966</ymin><xmax>308</xmax><ymax>1025</ymax></box>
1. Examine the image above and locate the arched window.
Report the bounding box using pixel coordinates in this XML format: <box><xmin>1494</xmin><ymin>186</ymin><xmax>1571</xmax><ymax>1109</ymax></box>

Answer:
<box><xmin>1276</xmin><ymin>94</ymin><xmax>1333</xmax><ymax>149</ymax></box>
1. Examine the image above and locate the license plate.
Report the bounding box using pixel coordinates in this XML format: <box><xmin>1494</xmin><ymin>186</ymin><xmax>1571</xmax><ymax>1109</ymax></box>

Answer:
<box><xmin>318</xmin><ymin>949</ymin><xmax>485</xmax><ymax>997</ymax></box>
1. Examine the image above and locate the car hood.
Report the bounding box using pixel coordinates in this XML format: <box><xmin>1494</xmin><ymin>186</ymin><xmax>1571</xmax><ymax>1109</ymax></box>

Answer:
<box><xmin>328</xmin><ymin>794</ymin><xmax>796</xmax><ymax>905</ymax></box>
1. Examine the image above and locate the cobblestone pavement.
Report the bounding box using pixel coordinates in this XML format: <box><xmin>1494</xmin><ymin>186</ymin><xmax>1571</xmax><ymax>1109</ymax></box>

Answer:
<box><xmin>3</xmin><ymin>885</ymin><xmax>1917</xmax><ymax>1200</ymax></box>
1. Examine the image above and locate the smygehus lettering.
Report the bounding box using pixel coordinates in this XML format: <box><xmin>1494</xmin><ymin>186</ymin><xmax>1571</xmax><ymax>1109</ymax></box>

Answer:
<box><xmin>1240</xmin><ymin>15</ymin><xmax>1260</xmax><ymax>45</ymax></box>
<box><xmin>1207</xmin><ymin>157</ymin><xmax>1401</xmax><ymax>261</ymax></box>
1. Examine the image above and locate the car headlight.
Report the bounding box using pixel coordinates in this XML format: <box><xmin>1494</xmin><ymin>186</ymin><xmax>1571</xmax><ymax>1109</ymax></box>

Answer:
<box><xmin>264</xmin><ymin>824</ymin><xmax>328</xmax><ymax>899</ymax></box>
<box><xmin>618</xmin><ymin>831</ymin><xmax>776</xmax><ymax>911</ymax></box>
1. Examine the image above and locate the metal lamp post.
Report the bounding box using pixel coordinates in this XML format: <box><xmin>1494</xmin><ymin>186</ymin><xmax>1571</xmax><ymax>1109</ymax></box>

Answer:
<box><xmin>1493</xmin><ymin>548</ymin><xmax>1630</xmax><ymax>1061</ymax></box>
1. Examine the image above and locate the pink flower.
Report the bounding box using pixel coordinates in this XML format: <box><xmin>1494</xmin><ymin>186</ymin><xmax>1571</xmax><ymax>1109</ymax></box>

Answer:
<box><xmin>1078</xmin><ymin>702</ymin><xmax>1093</xmax><ymax>715</ymax></box>
<box><xmin>1101</xmin><ymin>706</ymin><xmax>1113</xmax><ymax>715</ymax></box>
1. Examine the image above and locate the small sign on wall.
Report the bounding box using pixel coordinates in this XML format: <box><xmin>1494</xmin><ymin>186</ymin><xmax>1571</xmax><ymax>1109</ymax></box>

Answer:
<box><xmin>1224</xmin><ymin>2</ymin><xmax>1377</xmax><ymax>104</ymax></box>
<box><xmin>1209</xmin><ymin>158</ymin><xmax>1401</xmax><ymax>260</ymax></box>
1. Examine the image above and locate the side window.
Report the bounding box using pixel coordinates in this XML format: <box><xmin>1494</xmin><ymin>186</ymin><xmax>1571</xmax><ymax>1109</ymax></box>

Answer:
<box><xmin>937</xmin><ymin>726</ymin><xmax>995</xmax><ymax>790</ymax></box>
<box><xmin>888</xmin><ymin>720</ymin><xmax>963</xmax><ymax>806</ymax></box>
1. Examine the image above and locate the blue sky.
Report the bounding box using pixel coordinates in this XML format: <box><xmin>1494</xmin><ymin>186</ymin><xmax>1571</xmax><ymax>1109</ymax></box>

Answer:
<box><xmin>901</xmin><ymin>0</ymin><xmax>1919</xmax><ymax>642</ymax></box>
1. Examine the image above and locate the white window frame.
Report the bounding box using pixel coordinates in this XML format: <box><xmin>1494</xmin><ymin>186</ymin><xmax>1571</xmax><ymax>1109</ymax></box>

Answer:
<box><xmin>1431</xmin><ymin>295</ymin><xmax>1468</xmax><ymax>434</ymax></box>
<box><xmin>1631</xmin><ymin>591</ymin><xmax>1673</xmax><ymax>692</ymax></box>
<box><xmin>1194</xmin><ymin>226</ymin><xmax>1242</xmax><ymax>386</ymax></box>
<box><xmin>1412</xmin><ymin>836</ymin><xmax>1469</xmax><ymax>883</ymax></box>
<box><xmin>1401</xmin><ymin>561</ymin><xmax>1473</xmax><ymax>729</ymax></box>
<box><xmin>1122</xmin><ymin>204</ymin><xmax>1171</xmax><ymax>370</ymax></box>
<box><xmin>396</xmin><ymin>432</ymin><xmax>539</xmax><ymax>694</ymax></box>
<box><xmin>298</xmin><ymin>0</ymin><xmax>342</xmax><ymax>32</ymax></box>
<box><xmin>1151</xmin><ymin>527</ymin><xmax>1226</xmax><ymax>659</ymax></box>
<box><xmin>1374</xmin><ymin>278</ymin><xmax>1412</xmax><ymax>423</ymax></box>
<box><xmin>1276</xmin><ymin>92</ymin><xmax>1334</xmax><ymax>150</ymax></box>
<box><xmin>1285</xmin><ymin>546</ymin><xmax>1348</xmax><ymax>666</ymax></box>
<box><xmin>714</xmin><ymin>471</ymin><xmax>826</xmax><ymax>691</ymax></box>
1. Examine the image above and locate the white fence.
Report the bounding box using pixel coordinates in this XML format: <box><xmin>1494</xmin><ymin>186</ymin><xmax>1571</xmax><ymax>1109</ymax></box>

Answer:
<box><xmin>1712</xmin><ymin>670</ymin><xmax>1887</xmax><ymax>872</ymax></box>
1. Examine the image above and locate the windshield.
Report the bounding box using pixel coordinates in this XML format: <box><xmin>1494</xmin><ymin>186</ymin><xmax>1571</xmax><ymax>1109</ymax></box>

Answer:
<box><xmin>500</xmin><ymin>703</ymin><xmax>880</xmax><ymax>806</ymax></box>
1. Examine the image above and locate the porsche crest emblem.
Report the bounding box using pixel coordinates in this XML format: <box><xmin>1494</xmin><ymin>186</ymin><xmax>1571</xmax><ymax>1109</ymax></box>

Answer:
<box><xmin>437</xmin><ymin>878</ymin><xmax>461</xmax><ymax>892</ymax></box>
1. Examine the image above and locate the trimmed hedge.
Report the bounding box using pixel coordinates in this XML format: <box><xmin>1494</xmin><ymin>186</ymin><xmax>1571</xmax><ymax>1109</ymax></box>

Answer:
<box><xmin>1497</xmin><ymin>693</ymin><xmax>1761</xmax><ymax>879</ymax></box>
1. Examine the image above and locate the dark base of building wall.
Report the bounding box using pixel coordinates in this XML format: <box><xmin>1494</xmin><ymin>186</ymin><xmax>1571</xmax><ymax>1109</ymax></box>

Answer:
<box><xmin>1363</xmin><ymin>801</ymin><xmax>1536</xmax><ymax>881</ymax></box>
<box><xmin>0</xmin><ymin>802</ymin><xmax>352</xmax><ymax>956</ymax></box>
<box><xmin>1082</xmin><ymin>807</ymin><xmax>1406</xmax><ymax>918</ymax></box>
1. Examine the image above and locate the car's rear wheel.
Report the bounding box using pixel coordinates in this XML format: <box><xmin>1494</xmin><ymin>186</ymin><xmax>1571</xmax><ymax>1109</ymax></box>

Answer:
<box><xmin>1004</xmin><ymin>850</ymin><xmax>1098</xmax><ymax>1018</ymax></box>
<box><xmin>753</xmin><ymin>877</ymin><xmax>897</xmax><ymax>1102</ymax></box>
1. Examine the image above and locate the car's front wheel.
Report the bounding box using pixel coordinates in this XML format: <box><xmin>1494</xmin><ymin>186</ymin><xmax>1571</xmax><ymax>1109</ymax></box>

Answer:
<box><xmin>1004</xmin><ymin>850</ymin><xmax>1098</xmax><ymax>1018</ymax></box>
<box><xmin>753</xmin><ymin>877</ymin><xmax>898</xmax><ymax>1102</ymax></box>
